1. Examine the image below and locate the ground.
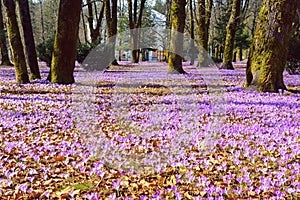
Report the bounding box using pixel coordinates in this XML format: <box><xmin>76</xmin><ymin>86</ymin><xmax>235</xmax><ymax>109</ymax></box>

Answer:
<box><xmin>0</xmin><ymin>62</ymin><xmax>299</xmax><ymax>199</ymax></box>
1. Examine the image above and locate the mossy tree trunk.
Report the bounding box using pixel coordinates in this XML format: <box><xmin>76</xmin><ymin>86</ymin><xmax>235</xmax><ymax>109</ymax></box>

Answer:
<box><xmin>165</xmin><ymin>0</ymin><xmax>171</xmax><ymax>62</ymax></box>
<box><xmin>50</xmin><ymin>0</ymin><xmax>81</xmax><ymax>84</ymax></box>
<box><xmin>197</xmin><ymin>0</ymin><xmax>213</xmax><ymax>67</ymax></box>
<box><xmin>3</xmin><ymin>0</ymin><xmax>29</xmax><ymax>84</ymax></box>
<box><xmin>0</xmin><ymin>1</ymin><xmax>13</xmax><ymax>66</ymax></box>
<box><xmin>245</xmin><ymin>0</ymin><xmax>298</xmax><ymax>92</ymax></box>
<box><xmin>220</xmin><ymin>0</ymin><xmax>241</xmax><ymax>70</ymax></box>
<box><xmin>105</xmin><ymin>0</ymin><xmax>118</xmax><ymax>66</ymax></box>
<box><xmin>168</xmin><ymin>0</ymin><xmax>186</xmax><ymax>74</ymax></box>
<box><xmin>16</xmin><ymin>0</ymin><xmax>41</xmax><ymax>80</ymax></box>
<box><xmin>127</xmin><ymin>0</ymin><xmax>146</xmax><ymax>63</ymax></box>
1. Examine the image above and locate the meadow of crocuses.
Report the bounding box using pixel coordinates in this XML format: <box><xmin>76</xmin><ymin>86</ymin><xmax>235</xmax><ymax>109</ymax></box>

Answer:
<box><xmin>0</xmin><ymin>62</ymin><xmax>299</xmax><ymax>199</ymax></box>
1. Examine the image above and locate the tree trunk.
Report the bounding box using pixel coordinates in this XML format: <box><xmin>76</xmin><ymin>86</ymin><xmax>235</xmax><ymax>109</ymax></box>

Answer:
<box><xmin>127</xmin><ymin>0</ymin><xmax>146</xmax><ymax>63</ymax></box>
<box><xmin>131</xmin><ymin>46</ymin><xmax>139</xmax><ymax>62</ymax></box>
<box><xmin>87</xmin><ymin>0</ymin><xmax>104</xmax><ymax>44</ymax></box>
<box><xmin>0</xmin><ymin>1</ymin><xmax>12</xmax><ymax>66</ymax></box>
<box><xmin>93</xmin><ymin>4</ymin><xmax>104</xmax><ymax>43</ymax></box>
<box><xmin>168</xmin><ymin>0</ymin><xmax>186</xmax><ymax>74</ymax></box>
<box><xmin>189</xmin><ymin>0</ymin><xmax>195</xmax><ymax>65</ymax></box>
<box><xmin>233</xmin><ymin>51</ymin><xmax>237</xmax><ymax>62</ymax></box>
<box><xmin>105</xmin><ymin>0</ymin><xmax>118</xmax><ymax>66</ymax></box>
<box><xmin>217</xmin><ymin>45</ymin><xmax>223</xmax><ymax>61</ymax></box>
<box><xmin>16</xmin><ymin>0</ymin><xmax>41</xmax><ymax>80</ymax></box>
<box><xmin>165</xmin><ymin>0</ymin><xmax>171</xmax><ymax>63</ymax></box>
<box><xmin>39</xmin><ymin>0</ymin><xmax>45</xmax><ymax>43</ymax></box>
<box><xmin>250</xmin><ymin>0</ymin><xmax>261</xmax><ymax>38</ymax></box>
<box><xmin>81</xmin><ymin>8</ymin><xmax>88</xmax><ymax>43</ymax></box>
<box><xmin>238</xmin><ymin>46</ymin><xmax>242</xmax><ymax>61</ymax></box>
<box><xmin>215</xmin><ymin>45</ymin><xmax>219</xmax><ymax>60</ymax></box>
<box><xmin>87</xmin><ymin>0</ymin><xmax>94</xmax><ymax>42</ymax></box>
<box><xmin>245</xmin><ymin>0</ymin><xmax>298</xmax><ymax>92</ymax></box>
<box><xmin>50</xmin><ymin>0</ymin><xmax>81</xmax><ymax>84</ymax></box>
<box><xmin>3</xmin><ymin>0</ymin><xmax>29</xmax><ymax>84</ymax></box>
<box><xmin>220</xmin><ymin>0</ymin><xmax>241</xmax><ymax>70</ymax></box>
<box><xmin>130</xmin><ymin>29</ymin><xmax>139</xmax><ymax>62</ymax></box>
<box><xmin>197</xmin><ymin>0</ymin><xmax>213</xmax><ymax>67</ymax></box>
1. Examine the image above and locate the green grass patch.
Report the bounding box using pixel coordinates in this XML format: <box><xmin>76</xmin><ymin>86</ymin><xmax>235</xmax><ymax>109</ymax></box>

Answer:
<box><xmin>73</xmin><ymin>182</ymin><xmax>94</xmax><ymax>191</ymax></box>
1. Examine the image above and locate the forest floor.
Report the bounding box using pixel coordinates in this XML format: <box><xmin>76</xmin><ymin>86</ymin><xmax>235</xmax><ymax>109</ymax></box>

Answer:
<box><xmin>0</xmin><ymin>62</ymin><xmax>299</xmax><ymax>199</ymax></box>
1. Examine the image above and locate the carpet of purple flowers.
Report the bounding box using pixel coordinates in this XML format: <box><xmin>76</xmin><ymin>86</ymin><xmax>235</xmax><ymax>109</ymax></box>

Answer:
<box><xmin>0</xmin><ymin>62</ymin><xmax>299</xmax><ymax>199</ymax></box>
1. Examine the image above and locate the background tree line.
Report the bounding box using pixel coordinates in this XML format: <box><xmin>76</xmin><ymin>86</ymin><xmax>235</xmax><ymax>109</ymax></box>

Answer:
<box><xmin>0</xmin><ymin>0</ymin><xmax>299</xmax><ymax>92</ymax></box>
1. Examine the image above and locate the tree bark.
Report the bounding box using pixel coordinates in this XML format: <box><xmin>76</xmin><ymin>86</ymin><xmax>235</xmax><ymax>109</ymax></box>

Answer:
<box><xmin>50</xmin><ymin>0</ymin><xmax>81</xmax><ymax>84</ymax></box>
<box><xmin>189</xmin><ymin>0</ymin><xmax>195</xmax><ymax>65</ymax></box>
<box><xmin>0</xmin><ymin>1</ymin><xmax>12</xmax><ymax>66</ymax></box>
<box><xmin>81</xmin><ymin>8</ymin><xmax>88</xmax><ymax>43</ymax></box>
<box><xmin>87</xmin><ymin>0</ymin><xmax>104</xmax><ymax>44</ymax></box>
<box><xmin>238</xmin><ymin>46</ymin><xmax>243</xmax><ymax>61</ymax></box>
<box><xmin>16</xmin><ymin>0</ymin><xmax>41</xmax><ymax>80</ymax></box>
<box><xmin>245</xmin><ymin>0</ymin><xmax>298</xmax><ymax>92</ymax></box>
<box><xmin>127</xmin><ymin>0</ymin><xmax>146</xmax><ymax>63</ymax></box>
<box><xmin>168</xmin><ymin>0</ymin><xmax>186</xmax><ymax>74</ymax></box>
<box><xmin>3</xmin><ymin>0</ymin><xmax>29</xmax><ymax>84</ymax></box>
<box><xmin>105</xmin><ymin>0</ymin><xmax>118</xmax><ymax>65</ymax></box>
<box><xmin>197</xmin><ymin>0</ymin><xmax>213</xmax><ymax>67</ymax></box>
<box><xmin>250</xmin><ymin>0</ymin><xmax>261</xmax><ymax>38</ymax></box>
<box><xmin>220</xmin><ymin>0</ymin><xmax>241</xmax><ymax>70</ymax></box>
<box><xmin>39</xmin><ymin>0</ymin><xmax>45</xmax><ymax>43</ymax></box>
